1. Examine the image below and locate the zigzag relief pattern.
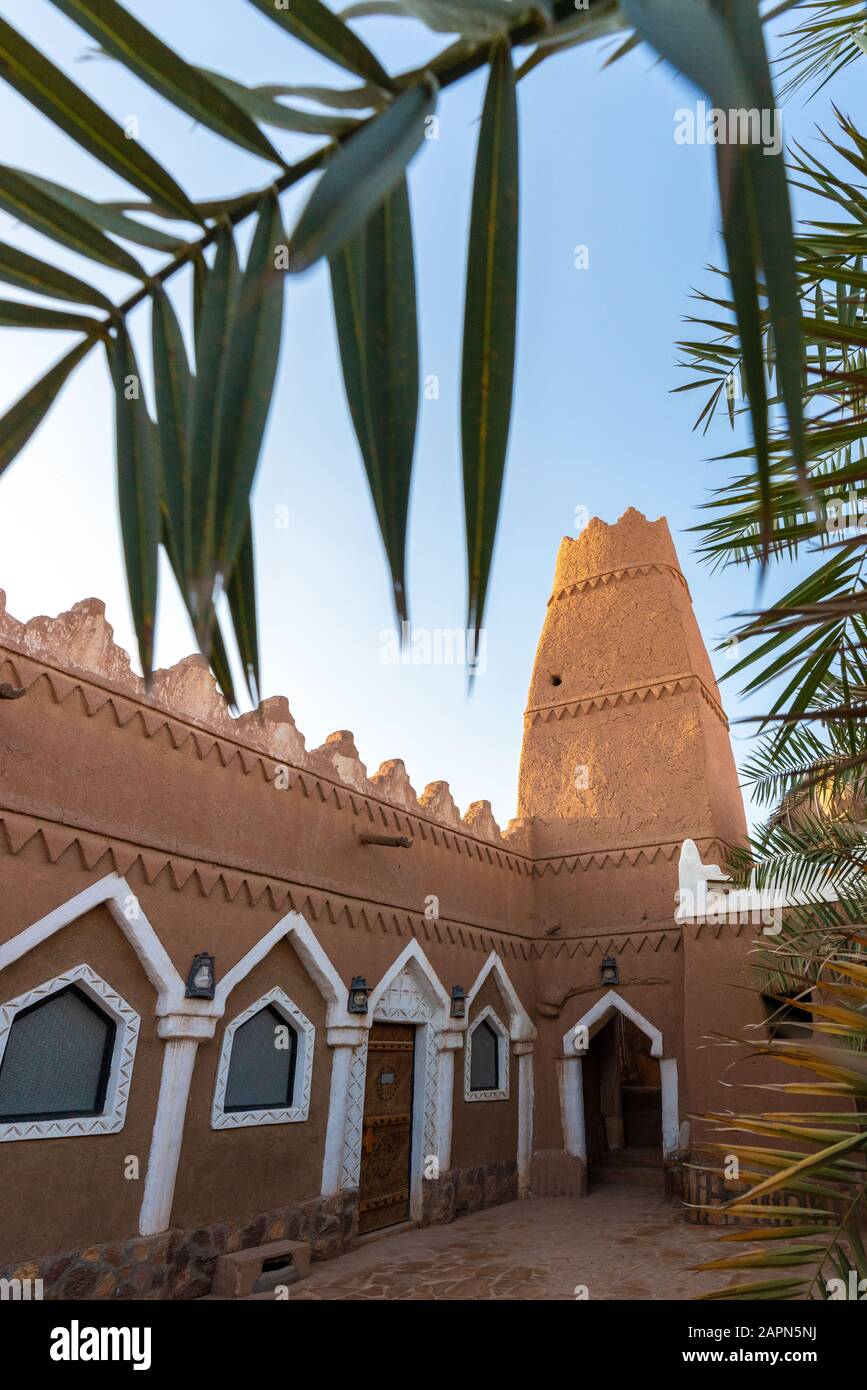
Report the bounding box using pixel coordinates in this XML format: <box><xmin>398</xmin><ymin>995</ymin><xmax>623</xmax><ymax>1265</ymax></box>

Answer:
<box><xmin>547</xmin><ymin>562</ymin><xmax>691</xmax><ymax>606</ymax></box>
<box><xmin>0</xmin><ymin>644</ymin><xmax>534</xmax><ymax>876</ymax></box>
<box><xmin>526</xmin><ymin>674</ymin><xmax>728</xmax><ymax>728</ymax></box>
<box><xmin>341</xmin><ymin>1041</ymin><xmax>367</xmax><ymax>1189</ymax></box>
<box><xmin>531</xmin><ymin>928</ymin><xmax>681</xmax><ymax>958</ymax></box>
<box><xmin>533</xmin><ymin>837</ymin><xmax>727</xmax><ymax>877</ymax></box>
<box><xmin>0</xmin><ymin>808</ymin><xmax>533</xmax><ymax>959</ymax></box>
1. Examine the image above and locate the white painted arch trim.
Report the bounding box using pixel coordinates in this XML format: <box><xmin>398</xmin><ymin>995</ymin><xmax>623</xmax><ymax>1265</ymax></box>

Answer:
<box><xmin>562</xmin><ymin>989</ymin><xmax>662</xmax><ymax>1059</ymax></box>
<box><xmin>341</xmin><ymin>939</ymin><xmax>459</xmax><ymax>1218</ymax></box>
<box><xmin>211</xmin><ymin>986</ymin><xmax>314</xmax><ymax>1129</ymax></box>
<box><xmin>0</xmin><ymin>874</ymin><xmax>183</xmax><ymax>1012</ymax></box>
<box><xmin>466</xmin><ymin>950</ymin><xmax>536</xmax><ymax>1043</ymax></box>
<box><xmin>466</xmin><ymin>951</ymin><xmax>535</xmax><ymax>1193</ymax></box>
<box><xmin>0</xmin><ymin>963</ymin><xmax>140</xmax><ymax>1142</ymax></box>
<box><xmin>560</xmin><ymin>990</ymin><xmax>678</xmax><ymax>1161</ymax></box>
<box><xmin>464</xmin><ymin>1004</ymin><xmax>509</xmax><ymax>1102</ymax></box>
<box><xmin>368</xmin><ymin>938</ymin><xmax>453</xmax><ymax>1019</ymax></box>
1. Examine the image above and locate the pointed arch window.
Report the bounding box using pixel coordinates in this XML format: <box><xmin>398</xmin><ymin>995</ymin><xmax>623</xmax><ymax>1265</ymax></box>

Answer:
<box><xmin>0</xmin><ymin>965</ymin><xmax>139</xmax><ymax>1141</ymax></box>
<box><xmin>464</xmin><ymin>1005</ymin><xmax>509</xmax><ymax>1102</ymax></box>
<box><xmin>212</xmin><ymin>988</ymin><xmax>314</xmax><ymax>1129</ymax></box>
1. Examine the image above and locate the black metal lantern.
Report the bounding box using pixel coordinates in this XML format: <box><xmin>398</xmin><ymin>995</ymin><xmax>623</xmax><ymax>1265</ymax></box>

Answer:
<box><xmin>348</xmin><ymin>976</ymin><xmax>370</xmax><ymax>1014</ymax></box>
<box><xmin>450</xmin><ymin>985</ymin><xmax>466</xmax><ymax>1019</ymax></box>
<box><xmin>600</xmin><ymin>955</ymin><xmax>619</xmax><ymax>987</ymax></box>
<box><xmin>185</xmin><ymin>952</ymin><xmax>216</xmax><ymax>999</ymax></box>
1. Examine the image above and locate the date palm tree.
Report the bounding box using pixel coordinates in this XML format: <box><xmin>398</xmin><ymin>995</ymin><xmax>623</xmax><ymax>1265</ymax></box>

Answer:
<box><xmin>677</xmin><ymin>4</ymin><xmax>867</xmax><ymax>1297</ymax></box>
<box><xmin>0</xmin><ymin>0</ymin><xmax>803</xmax><ymax>700</ymax></box>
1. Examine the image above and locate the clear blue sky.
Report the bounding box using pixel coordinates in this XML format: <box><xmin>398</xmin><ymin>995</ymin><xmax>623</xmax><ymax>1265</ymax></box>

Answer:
<box><xmin>0</xmin><ymin>1</ymin><xmax>858</xmax><ymax>829</ymax></box>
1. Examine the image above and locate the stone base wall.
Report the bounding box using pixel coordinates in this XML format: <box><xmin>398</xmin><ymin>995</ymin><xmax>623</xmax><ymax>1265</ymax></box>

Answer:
<box><xmin>0</xmin><ymin>1190</ymin><xmax>358</xmax><ymax>1301</ymax></box>
<box><xmin>673</xmin><ymin>1161</ymin><xmax>830</xmax><ymax>1226</ymax></box>
<box><xmin>422</xmin><ymin>1161</ymin><xmax>519</xmax><ymax>1226</ymax></box>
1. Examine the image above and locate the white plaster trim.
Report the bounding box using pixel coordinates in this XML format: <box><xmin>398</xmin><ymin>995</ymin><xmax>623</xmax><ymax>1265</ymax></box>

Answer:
<box><xmin>0</xmin><ymin>963</ymin><xmax>139</xmax><ymax>1142</ymax></box>
<box><xmin>367</xmin><ymin>938</ymin><xmax>452</xmax><ymax>1019</ymax></box>
<box><xmin>215</xmin><ymin>912</ymin><xmax>352</xmax><ymax>1028</ymax></box>
<box><xmin>139</xmin><ymin>1037</ymin><xmax>198</xmax><ymax>1236</ymax></box>
<box><xmin>464</xmin><ymin>1004</ymin><xmax>509</xmax><ymax>1102</ymax></box>
<box><xmin>516</xmin><ymin>1049</ymin><xmax>534</xmax><ymax>1196</ymax></box>
<box><xmin>342</xmin><ymin>940</ymin><xmax>455</xmax><ymax>1218</ymax></box>
<box><xmin>675</xmin><ymin>837</ymin><xmax>838</xmax><ymax>924</ymax></box>
<box><xmin>211</xmin><ymin>987</ymin><xmax>314</xmax><ymax>1129</ymax></box>
<box><xmin>466</xmin><ymin>951</ymin><xmax>536</xmax><ymax>1042</ymax></box>
<box><xmin>0</xmin><ymin>875</ymin><xmax>183</xmax><ymax>1012</ymax></box>
<box><xmin>660</xmin><ymin>1056</ymin><xmax>679</xmax><ymax>1156</ymax></box>
<box><xmin>562</xmin><ymin>989</ymin><xmax>663</xmax><ymax>1058</ymax></box>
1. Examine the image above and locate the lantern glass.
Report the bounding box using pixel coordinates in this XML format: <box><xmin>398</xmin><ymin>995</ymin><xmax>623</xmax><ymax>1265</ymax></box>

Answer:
<box><xmin>185</xmin><ymin>952</ymin><xmax>216</xmax><ymax>999</ymax></box>
<box><xmin>450</xmin><ymin>986</ymin><xmax>466</xmax><ymax>1019</ymax></box>
<box><xmin>600</xmin><ymin>956</ymin><xmax>619</xmax><ymax>986</ymax></box>
<box><xmin>348</xmin><ymin>976</ymin><xmax>369</xmax><ymax>1014</ymax></box>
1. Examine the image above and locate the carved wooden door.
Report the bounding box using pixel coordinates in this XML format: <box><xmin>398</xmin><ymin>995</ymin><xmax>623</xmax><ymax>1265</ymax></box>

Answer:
<box><xmin>358</xmin><ymin>1022</ymin><xmax>415</xmax><ymax>1235</ymax></box>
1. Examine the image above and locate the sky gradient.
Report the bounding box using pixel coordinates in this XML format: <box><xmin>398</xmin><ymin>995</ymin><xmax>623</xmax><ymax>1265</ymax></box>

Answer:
<box><xmin>0</xmin><ymin>0</ymin><xmax>858</xmax><ymax>830</ymax></box>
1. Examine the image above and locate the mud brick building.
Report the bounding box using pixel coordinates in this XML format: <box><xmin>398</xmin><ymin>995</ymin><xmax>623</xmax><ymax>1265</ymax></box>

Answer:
<box><xmin>0</xmin><ymin>509</ymin><xmax>795</xmax><ymax>1299</ymax></box>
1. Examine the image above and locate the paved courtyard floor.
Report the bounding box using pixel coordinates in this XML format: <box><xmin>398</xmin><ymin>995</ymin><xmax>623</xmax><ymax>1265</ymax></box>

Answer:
<box><xmin>285</xmin><ymin>1186</ymin><xmax>732</xmax><ymax>1301</ymax></box>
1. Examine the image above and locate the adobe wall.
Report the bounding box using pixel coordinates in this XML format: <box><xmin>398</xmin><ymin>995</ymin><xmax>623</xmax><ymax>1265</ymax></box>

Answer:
<box><xmin>0</xmin><ymin>507</ymin><xmax>773</xmax><ymax>1296</ymax></box>
<box><xmin>451</xmin><ymin>972</ymin><xmax>519</xmax><ymax>1170</ymax></box>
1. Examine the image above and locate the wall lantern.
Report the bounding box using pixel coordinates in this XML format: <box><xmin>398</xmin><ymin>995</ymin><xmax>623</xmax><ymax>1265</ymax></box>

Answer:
<box><xmin>450</xmin><ymin>985</ymin><xmax>466</xmax><ymax>1019</ymax></box>
<box><xmin>600</xmin><ymin>956</ymin><xmax>619</xmax><ymax>987</ymax></box>
<box><xmin>185</xmin><ymin>952</ymin><xmax>216</xmax><ymax>1000</ymax></box>
<box><xmin>348</xmin><ymin>976</ymin><xmax>370</xmax><ymax>1014</ymax></box>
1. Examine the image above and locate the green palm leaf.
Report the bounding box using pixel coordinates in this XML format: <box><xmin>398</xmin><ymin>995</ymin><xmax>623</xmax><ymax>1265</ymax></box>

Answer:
<box><xmin>0</xmin><ymin>18</ymin><xmax>200</xmax><ymax>223</ymax></box>
<box><xmin>107</xmin><ymin>326</ymin><xmax>160</xmax><ymax>682</ymax></box>
<box><xmin>288</xmin><ymin>77</ymin><xmax>437</xmax><ymax>272</ymax></box>
<box><xmin>461</xmin><ymin>37</ymin><xmax>519</xmax><ymax>641</ymax></box>
<box><xmin>330</xmin><ymin>176</ymin><xmax>419</xmax><ymax>622</ymax></box>
<box><xmin>214</xmin><ymin>192</ymin><xmax>285</xmax><ymax>606</ymax></box>
<box><xmin>49</xmin><ymin>0</ymin><xmax>283</xmax><ymax>166</ymax></box>
<box><xmin>245</xmin><ymin>0</ymin><xmax>394</xmax><ymax>91</ymax></box>
<box><xmin>0</xmin><ymin>166</ymin><xmax>144</xmax><ymax>277</ymax></box>
<box><xmin>0</xmin><ymin>337</ymin><xmax>96</xmax><ymax>476</ymax></box>
<box><xmin>0</xmin><ymin>239</ymin><xmax>113</xmax><ymax>309</ymax></box>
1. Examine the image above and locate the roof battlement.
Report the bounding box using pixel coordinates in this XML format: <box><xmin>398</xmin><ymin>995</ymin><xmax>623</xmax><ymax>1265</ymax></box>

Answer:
<box><xmin>552</xmin><ymin>508</ymin><xmax>683</xmax><ymax>593</ymax></box>
<box><xmin>0</xmin><ymin>589</ymin><xmax>530</xmax><ymax>853</ymax></box>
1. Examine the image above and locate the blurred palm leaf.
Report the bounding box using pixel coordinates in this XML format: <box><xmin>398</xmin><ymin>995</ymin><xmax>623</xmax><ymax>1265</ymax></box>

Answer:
<box><xmin>330</xmin><ymin>176</ymin><xmax>419</xmax><ymax>624</ymax></box>
<box><xmin>694</xmin><ymin>938</ymin><xmax>867</xmax><ymax>1300</ymax></box>
<box><xmin>0</xmin><ymin>0</ymin><xmax>806</xmax><ymax>706</ymax></box>
<box><xmin>462</xmin><ymin>36</ymin><xmax>519</xmax><ymax>644</ymax></box>
<box><xmin>0</xmin><ymin>17</ymin><xmax>200</xmax><ymax>223</ymax></box>
<box><xmin>48</xmin><ymin>0</ymin><xmax>284</xmax><ymax>165</ymax></box>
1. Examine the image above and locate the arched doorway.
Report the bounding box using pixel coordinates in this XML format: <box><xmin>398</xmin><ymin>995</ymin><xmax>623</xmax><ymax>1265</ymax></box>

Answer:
<box><xmin>581</xmin><ymin>1012</ymin><xmax>662</xmax><ymax>1184</ymax></box>
<box><xmin>559</xmin><ymin>990</ymin><xmax>678</xmax><ymax>1185</ymax></box>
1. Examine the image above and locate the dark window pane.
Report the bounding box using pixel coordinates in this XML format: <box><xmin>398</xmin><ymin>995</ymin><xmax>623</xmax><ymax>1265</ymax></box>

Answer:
<box><xmin>0</xmin><ymin>985</ymin><xmax>115</xmax><ymax>1121</ymax></box>
<box><xmin>224</xmin><ymin>1005</ymin><xmax>297</xmax><ymax>1112</ymax></box>
<box><xmin>470</xmin><ymin>1019</ymin><xmax>499</xmax><ymax>1092</ymax></box>
<box><xmin>762</xmin><ymin>992</ymin><xmax>812</xmax><ymax>1042</ymax></box>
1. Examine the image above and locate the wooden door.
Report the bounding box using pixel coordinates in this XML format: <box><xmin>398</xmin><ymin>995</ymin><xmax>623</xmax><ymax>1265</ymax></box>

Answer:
<box><xmin>358</xmin><ymin>1022</ymin><xmax>415</xmax><ymax>1235</ymax></box>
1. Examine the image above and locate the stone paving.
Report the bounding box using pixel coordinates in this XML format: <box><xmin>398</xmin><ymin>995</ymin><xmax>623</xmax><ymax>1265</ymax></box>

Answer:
<box><xmin>284</xmin><ymin>1186</ymin><xmax>732</xmax><ymax>1301</ymax></box>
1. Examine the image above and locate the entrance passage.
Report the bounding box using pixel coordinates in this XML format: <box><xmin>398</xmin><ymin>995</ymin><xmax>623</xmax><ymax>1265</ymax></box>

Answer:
<box><xmin>585</xmin><ymin>1013</ymin><xmax>663</xmax><ymax>1187</ymax></box>
<box><xmin>358</xmin><ymin>1023</ymin><xmax>415</xmax><ymax>1234</ymax></box>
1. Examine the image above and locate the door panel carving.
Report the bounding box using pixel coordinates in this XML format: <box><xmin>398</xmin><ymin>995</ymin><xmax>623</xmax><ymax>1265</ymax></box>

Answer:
<box><xmin>358</xmin><ymin>1022</ymin><xmax>415</xmax><ymax>1234</ymax></box>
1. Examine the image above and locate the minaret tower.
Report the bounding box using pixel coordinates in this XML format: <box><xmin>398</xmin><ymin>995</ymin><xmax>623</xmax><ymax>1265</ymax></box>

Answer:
<box><xmin>518</xmin><ymin>509</ymin><xmax>747</xmax><ymax>929</ymax></box>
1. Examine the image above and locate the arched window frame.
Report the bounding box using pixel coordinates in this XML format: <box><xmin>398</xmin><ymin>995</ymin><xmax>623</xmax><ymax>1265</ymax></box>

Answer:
<box><xmin>211</xmin><ymin>987</ymin><xmax>315</xmax><ymax>1130</ymax></box>
<box><xmin>464</xmin><ymin>1004</ymin><xmax>509</xmax><ymax>1102</ymax></box>
<box><xmin>0</xmin><ymin>963</ymin><xmax>140</xmax><ymax>1142</ymax></box>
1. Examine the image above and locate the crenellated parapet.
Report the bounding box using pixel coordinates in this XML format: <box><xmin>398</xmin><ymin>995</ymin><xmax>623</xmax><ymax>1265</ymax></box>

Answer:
<box><xmin>0</xmin><ymin>590</ymin><xmax>505</xmax><ymax>848</ymax></box>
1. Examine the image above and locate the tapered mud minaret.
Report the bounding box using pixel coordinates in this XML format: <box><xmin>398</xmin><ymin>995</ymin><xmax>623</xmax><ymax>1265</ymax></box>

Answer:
<box><xmin>518</xmin><ymin>508</ymin><xmax>747</xmax><ymax>929</ymax></box>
